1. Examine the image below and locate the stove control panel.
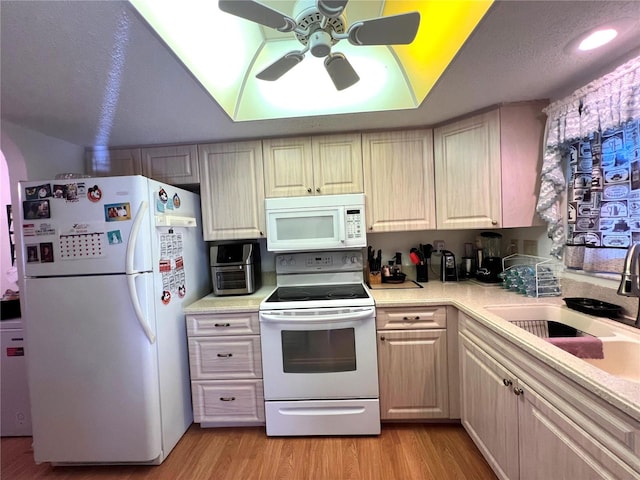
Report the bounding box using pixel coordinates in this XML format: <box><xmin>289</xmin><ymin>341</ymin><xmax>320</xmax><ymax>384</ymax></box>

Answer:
<box><xmin>275</xmin><ymin>250</ymin><xmax>363</xmax><ymax>274</ymax></box>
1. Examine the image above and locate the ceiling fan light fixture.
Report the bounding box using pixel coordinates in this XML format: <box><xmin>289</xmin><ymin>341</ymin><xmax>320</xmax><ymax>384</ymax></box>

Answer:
<box><xmin>309</xmin><ymin>30</ymin><xmax>332</xmax><ymax>57</ymax></box>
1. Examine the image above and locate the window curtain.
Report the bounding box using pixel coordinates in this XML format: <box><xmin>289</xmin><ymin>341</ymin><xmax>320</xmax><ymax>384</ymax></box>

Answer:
<box><xmin>536</xmin><ymin>55</ymin><xmax>640</xmax><ymax>259</ymax></box>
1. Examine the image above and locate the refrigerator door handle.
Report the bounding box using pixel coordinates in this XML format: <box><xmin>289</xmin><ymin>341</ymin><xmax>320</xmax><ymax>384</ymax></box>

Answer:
<box><xmin>126</xmin><ymin>200</ymin><xmax>149</xmax><ymax>275</ymax></box>
<box><xmin>127</xmin><ymin>272</ymin><xmax>156</xmax><ymax>344</ymax></box>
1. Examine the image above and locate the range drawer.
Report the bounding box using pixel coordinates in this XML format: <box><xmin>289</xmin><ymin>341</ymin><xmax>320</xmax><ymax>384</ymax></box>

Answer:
<box><xmin>188</xmin><ymin>335</ymin><xmax>262</xmax><ymax>380</ymax></box>
<box><xmin>376</xmin><ymin>306</ymin><xmax>447</xmax><ymax>330</ymax></box>
<box><xmin>186</xmin><ymin>312</ymin><xmax>259</xmax><ymax>336</ymax></box>
<box><xmin>192</xmin><ymin>379</ymin><xmax>265</xmax><ymax>424</ymax></box>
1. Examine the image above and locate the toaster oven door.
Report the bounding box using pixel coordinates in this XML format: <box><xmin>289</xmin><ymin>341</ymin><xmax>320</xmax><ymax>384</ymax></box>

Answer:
<box><xmin>212</xmin><ymin>265</ymin><xmax>251</xmax><ymax>295</ymax></box>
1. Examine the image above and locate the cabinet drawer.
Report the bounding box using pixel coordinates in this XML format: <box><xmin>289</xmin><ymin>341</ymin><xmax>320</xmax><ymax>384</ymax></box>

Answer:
<box><xmin>187</xmin><ymin>312</ymin><xmax>259</xmax><ymax>336</ymax></box>
<box><xmin>189</xmin><ymin>336</ymin><xmax>262</xmax><ymax>380</ymax></box>
<box><xmin>192</xmin><ymin>379</ymin><xmax>265</xmax><ymax>424</ymax></box>
<box><xmin>376</xmin><ymin>306</ymin><xmax>446</xmax><ymax>330</ymax></box>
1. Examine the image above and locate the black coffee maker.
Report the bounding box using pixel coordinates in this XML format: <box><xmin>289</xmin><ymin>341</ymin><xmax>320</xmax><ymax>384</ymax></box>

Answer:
<box><xmin>476</xmin><ymin>232</ymin><xmax>503</xmax><ymax>283</ymax></box>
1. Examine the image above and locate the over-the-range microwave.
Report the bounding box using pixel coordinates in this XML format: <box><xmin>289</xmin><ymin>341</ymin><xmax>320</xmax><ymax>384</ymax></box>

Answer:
<box><xmin>265</xmin><ymin>193</ymin><xmax>367</xmax><ymax>252</ymax></box>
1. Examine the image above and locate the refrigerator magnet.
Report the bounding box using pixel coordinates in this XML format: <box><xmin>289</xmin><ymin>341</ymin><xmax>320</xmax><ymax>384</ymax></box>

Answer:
<box><xmin>23</xmin><ymin>199</ymin><xmax>50</xmax><ymax>219</ymax></box>
<box><xmin>173</xmin><ymin>194</ymin><xmax>181</xmax><ymax>209</ymax></box>
<box><xmin>26</xmin><ymin>245</ymin><xmax>39</xmax><ymax>263</ymax></box>
<box><xmin>25</xmin><ymin>184</ymin><xmax>52</xmax><ymax>200</ymax></box>
<box><xmin>105</xmin><ymin>203</ymin><xmax>131</xmax><ymax>221</ymax></box>
<box><xmin>107</xmin><ymin>230</ymin><xmax>122</xmax><ymax>245</ymax></box>
<box><xmin>87</xmin><ymin>185</ymin><xmax>102</xmax><ymax>202</ymax></box>
<box><xmin>161</xmin><ymin>290</ymin><xmax>171</xmax><ymax>305</ymax></box>
<box><xmin>39</xmin><ymin>242</ymin><xmax>54</xmax><ymax>263</ymax></box>
<box><xmin>158</xmin><ymin>188</ymin><xmax>168</xmax><ymax>204</ymax></box>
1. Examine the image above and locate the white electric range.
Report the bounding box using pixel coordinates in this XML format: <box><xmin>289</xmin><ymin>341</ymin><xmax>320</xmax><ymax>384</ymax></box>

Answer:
<box><xmin>259</xmin><ymin>250</ymin><xmax>379</xmax><ymax>436</ymax></box>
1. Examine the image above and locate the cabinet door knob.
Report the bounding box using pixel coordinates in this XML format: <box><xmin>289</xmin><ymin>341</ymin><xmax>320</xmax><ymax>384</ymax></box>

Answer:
<box><xmin>503</xmin><ymin>378</ymin><xmax>513</xmax><ymax>387</ymax></box>
<box><xmin>217</xmin><ymin>353</ymin><xmax>233</xmax><ymax>358</ymax></box>
<box><xmin>220</xmin><ymin>397</ymin><xmax>236</xmax><ymax>402</ymax></box>
<box><xmin>491</xmin><ymin>220</ymin><xmax>498</xmax><ymax>225</ymax></box>
<box><xmin>513</xmin><ymin>387</ymin><xmax>524</xmax><ymax>396</ymax></box>
<box><xmin>380</xmin><ymin>336</ymin><xmax>385</xmax><ymax>341</ymax></box>
<box><xmin>259</xmin><ymin>231</ymin><xmax>264</xmax><ymax>236</ymax></box>
<box><xmin>316</xmin><ymin>187</ymin><xmax>321</xmax><ymax>193</ymax></box>
<box><xmin>307</xmin><ymin>188</ymin><xmax>312</xmax><ymax>193</ymax></box>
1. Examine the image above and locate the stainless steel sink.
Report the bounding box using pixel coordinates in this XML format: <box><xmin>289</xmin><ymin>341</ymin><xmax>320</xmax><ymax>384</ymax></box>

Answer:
<box><xmin>483</xmin><ymin>304</ymin><xmax>640</xmax><ymax>383</ymax></box>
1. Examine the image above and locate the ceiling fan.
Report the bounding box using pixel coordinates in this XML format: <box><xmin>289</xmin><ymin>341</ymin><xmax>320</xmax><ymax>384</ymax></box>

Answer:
<box><xmin>218</xmin><ymin>0</ymin><xmax>420</xmax><ymax>91</ymax></box>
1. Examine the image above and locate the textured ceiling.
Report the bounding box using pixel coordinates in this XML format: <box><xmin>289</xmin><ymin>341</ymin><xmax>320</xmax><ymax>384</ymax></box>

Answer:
<box><xmin>1</xmin><ymin>1</ymin><xmax>640</xmax><ymax>148</ymax></box>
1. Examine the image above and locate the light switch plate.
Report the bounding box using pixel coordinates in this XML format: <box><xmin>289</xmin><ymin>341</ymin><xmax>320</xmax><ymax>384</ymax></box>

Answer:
<box><xmin>434</xmin><ymin>240</ymin><xmax>445</xmax><ymax>253</ymax></box>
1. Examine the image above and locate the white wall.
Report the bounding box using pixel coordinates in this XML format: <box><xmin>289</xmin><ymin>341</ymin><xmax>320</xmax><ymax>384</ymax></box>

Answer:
<box><xmin>1</xmin><ymin>121</ymin><xmax>84</xmax><ymax>295</ymax></box>
<box><xmin>1</xmin><ymin>121</ymin><xmax>84</xmax><ymax>181</ymax></box>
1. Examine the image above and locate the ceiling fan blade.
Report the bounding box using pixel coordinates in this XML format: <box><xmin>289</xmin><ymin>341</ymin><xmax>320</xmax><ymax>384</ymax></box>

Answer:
<box><xmin>324</xmin><ymin>53</ymin><xmax>360</xmax><ymax>91</ymax></box>
<box><xmin>218</xmin><ymin>0</ymin><xmax>297</xmax><ymax>32</ymax></box>
<box><xmin>348</xmin><ymin>11</ymin><xmax>420</xmax><ymax>45</ymax></box>
<box><xmin>317</xmin><ymin>0</ymin><xmax>349</xmax><ymax>19</ymax></box>
<box><xmin>256</xmin><ymin>52</ymin><xmax>305</xmax><ymax>81</ymax></box>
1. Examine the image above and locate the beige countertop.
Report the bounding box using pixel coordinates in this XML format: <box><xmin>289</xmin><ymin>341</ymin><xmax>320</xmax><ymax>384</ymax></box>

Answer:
<box><xmin>184</xmin><ymin>279</ymin><xmax>640</xmax><ymax>420</ymax></box>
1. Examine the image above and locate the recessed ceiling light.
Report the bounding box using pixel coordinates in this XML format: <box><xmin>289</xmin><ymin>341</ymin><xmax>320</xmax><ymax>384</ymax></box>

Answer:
<box><xmin>564</xmin><ymin>18</ymin><xmax>634</xmax><ymax>54</ymax></box>
<box><xmin>578</xmin><ymin>28</ymin><xmax>618</xmax><ymax>51</ymax></box>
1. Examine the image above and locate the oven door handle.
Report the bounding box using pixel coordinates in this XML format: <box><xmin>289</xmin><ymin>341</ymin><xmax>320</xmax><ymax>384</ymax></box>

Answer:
<box><xmin>260</xmin><ymin>308</ymin><xmax>374</xmax><ymax>324</ymax></box>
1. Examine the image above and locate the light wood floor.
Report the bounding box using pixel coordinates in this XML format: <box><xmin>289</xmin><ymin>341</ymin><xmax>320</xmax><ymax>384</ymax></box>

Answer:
<box><xmin>1</xmin><ymin>423</ymin><xmax>497</xmax><ymax>479</ymax></box>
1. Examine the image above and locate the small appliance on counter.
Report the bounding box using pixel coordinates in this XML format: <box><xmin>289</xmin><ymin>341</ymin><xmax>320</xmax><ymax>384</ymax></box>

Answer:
<box><xmin>440</xmin><ymin>250</ymin><xmax>458</xmax><ymax>282</ymax></box>
<box><xmin>476</xmin><ymin>232</ymin><xmax>503</xmax><ymax>283</ymax></box>
<box><xmin>210</xmin><ymin>242</ymin><xmax>261</xmax><ymax>296</ymax></box>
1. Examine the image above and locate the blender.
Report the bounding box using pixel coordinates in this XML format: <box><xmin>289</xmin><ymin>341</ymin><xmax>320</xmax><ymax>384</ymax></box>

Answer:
<box><xmin>476</xmin><ymin>232</ymin><xmax>503</xmax><ymax>283</ymax></box>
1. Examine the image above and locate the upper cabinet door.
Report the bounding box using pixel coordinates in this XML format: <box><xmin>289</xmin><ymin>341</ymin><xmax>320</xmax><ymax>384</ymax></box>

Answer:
<box><xmin>434</xmin><ymin>110</ymin><xmax>502</xmax><ymax>229</ymax></box>
<box><xmin>363</xmin><ymin>130</ymin><xmax>436</xmax><ymax>232</ymax></box>
<box><xmin>263</xmin><ymin>134</ymin><xmax>363</xmax><ymax>197</ymax></box>
<box><xmin>198</xmin><ymin>141</ymin><xmax>265</xmax><ymax>241</ymax></box>
<box><xmin>141</xmin><ymin>145</ymin><xmax>199</xmax><ymax>185</ymax></box>
<box><xmin>311</xmin><ymin>134</ymin><xmax>363</xmax><ymax>196</ymax></box>
<box><xmin>263</xmin><ymin>137</ymin><xmax>314</xmax><ymax>197</ymax></box>
<box><xmin>86</xmin><ymin>148</ymin><xmax>142</xmax><ymax>177</ymax></box>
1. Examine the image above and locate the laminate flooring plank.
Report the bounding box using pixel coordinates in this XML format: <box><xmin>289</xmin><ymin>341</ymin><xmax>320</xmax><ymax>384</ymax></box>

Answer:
<box><xmin>1</xmin><ymin>424</ymin><xmax>497</xmax><ymax>480</ymax></box>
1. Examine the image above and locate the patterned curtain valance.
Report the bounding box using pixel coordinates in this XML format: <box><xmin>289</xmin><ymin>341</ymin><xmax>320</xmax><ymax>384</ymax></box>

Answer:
<box><xmin>536</xmin><ymin>55</ymin><xmax>640</xmax><ymax>258</ymax></box>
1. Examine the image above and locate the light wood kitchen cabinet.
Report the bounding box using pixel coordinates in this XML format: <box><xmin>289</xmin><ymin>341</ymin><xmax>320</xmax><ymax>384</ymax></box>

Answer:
<box><xmin>362</xmin><ymin>130</ymin><xmax>436</xmax><ymax>232</ymax></box>
<box><xmin>433</xmin><ymin>101</ymin><xmax>547</xmax><ymax>229</ymax></box>
<box><xmin>86</xmin><ymin>147</ymin><xmax>142</xmax><ymax>177</ymax></box>
<box><xmin>86</xmin><ymin>145</ymin><xmax>199</xmax><ymax>185</ymax></box>
<box><xmin>459</xmin><ymin>312</ymin><xmax>640</xmax><ymax>479</ymax></box>
<box><xmin>186</xmin><ymin>311</ymin><xmax>265</xmax><ymax>427</ymax></box>
<box><xmin>262</xmin><ymin>134</ymin><xmax>363</xmax><ymax>197</ymax></box>
<box><xmin>376</xmin><ymin>306</ymin><xmax>449</xmax><ymax>420</ymax></box>
<box><xmin>198</xmin><ymin>141</ymin><xmax>265</xmax><ymax>241</ymax></box>
<box><xmin>141</xmin><ymin>144</ymin><xmax>199</xmax><ymax>185</ymax></box>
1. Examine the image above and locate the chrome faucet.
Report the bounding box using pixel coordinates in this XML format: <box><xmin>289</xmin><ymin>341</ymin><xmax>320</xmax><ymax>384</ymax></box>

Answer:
<box><xmin>617</xmin><ymin>243</ymin><xmax>640</xmax><ymax>327</ymax></box>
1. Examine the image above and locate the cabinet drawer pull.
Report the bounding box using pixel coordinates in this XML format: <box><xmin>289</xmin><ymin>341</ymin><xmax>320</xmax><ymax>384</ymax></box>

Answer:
<box><xmin>214</xmin><ymin>323</ymin><xmax>231</xmax><ymax>327</ymax></box>
<box><xmin>219</xmin><ymin>397</ymin><xmax>236</xmax><ymax>402</ymax></box>
<box><xmin>503</xmin><ymin>378</ymin><xmax>512</xmax><ymax>387</ymax></box>
<box><xmin>513</xmin><ymin>387</ymin><xmax>524</xmax><ymax>396</ymax></box>
<box><xmin>217</xmin><ymin>353</ymin><xmax>233</xmax><ymax>358</ymax></box>
<box><xmin>402</xmin><ymin>316</ymin><xmax>421</xmax><ymax>320</ymax></box>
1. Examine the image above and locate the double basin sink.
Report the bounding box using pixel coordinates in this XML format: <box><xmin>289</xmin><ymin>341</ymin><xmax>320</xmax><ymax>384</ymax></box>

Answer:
<box><xmin>483</xmin><ymin>304</ymin><xmax>640</xmax><ymax>384</ymax></box>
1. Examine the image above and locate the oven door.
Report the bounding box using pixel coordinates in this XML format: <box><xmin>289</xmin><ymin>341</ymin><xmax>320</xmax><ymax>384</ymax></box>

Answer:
<box><xmin>259</xmin><ymin>307</ymin><xmax>378</xmax><ymax>400</ymax></box>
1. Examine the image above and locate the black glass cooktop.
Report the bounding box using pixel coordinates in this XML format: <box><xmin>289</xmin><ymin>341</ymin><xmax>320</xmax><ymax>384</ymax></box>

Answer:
<box><xmin>265</xmin><ymin>284</ymin><xmax>369</xmax><ymax>303</ymax></box>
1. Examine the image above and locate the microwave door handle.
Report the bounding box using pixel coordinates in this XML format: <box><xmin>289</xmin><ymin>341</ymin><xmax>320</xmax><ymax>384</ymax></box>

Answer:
<box><xmin>338</xmin><ymin>208</ymin><xmax>346</xmax><ymax>244</ymax></box>
<box><xmin>260</xmin><ymin>308</ymin><xmax>374</xmax><ymax>324</ymax></box>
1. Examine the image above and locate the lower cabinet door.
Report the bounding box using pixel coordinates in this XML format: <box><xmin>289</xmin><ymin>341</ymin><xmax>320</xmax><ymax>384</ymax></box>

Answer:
<box><xmin>377</xmin><ymin>329</ymin><xmax>449</xmax><ymax>419</ymax></box>
<box><xmin>192</xmin><ymin>380</ymin><xmax>265</xmax><ymax>425</ymax></box>
<box><xmin>460</xmin><ymin>335</ymin><xmax>519</xmax><ymax>480</ymax></box>
<box><xmin>518</xmin><ymin>379</ymin><xmax>638</xmax><ymax>480</ymax></box>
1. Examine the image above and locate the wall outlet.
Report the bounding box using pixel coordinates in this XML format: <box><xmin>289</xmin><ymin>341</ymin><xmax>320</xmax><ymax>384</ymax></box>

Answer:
<box><xmin>523</xmin><ymin>240</ymin><xmax>538</xmax><ymax>256</ymax></box>
<box><xmin>434</xmin><ymin>240</ymin><xmax>445</xmax><ymax>253</ymax></box>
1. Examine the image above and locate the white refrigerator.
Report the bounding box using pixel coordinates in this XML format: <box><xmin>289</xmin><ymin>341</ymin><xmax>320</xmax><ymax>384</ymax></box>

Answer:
<box><xmin>17</xmin><ymin>175</ymin><xmax>209</xmax><ymax>465</ymax></box>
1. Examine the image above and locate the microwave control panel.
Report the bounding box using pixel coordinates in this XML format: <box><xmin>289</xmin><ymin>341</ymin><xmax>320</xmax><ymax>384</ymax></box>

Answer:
<box><xmin>346</xmin><ymin>208</ymin><xmax>363</xmax><ymax>240</ymax></box>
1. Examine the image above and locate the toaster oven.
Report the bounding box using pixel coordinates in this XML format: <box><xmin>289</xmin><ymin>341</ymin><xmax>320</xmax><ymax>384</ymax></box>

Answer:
<box><xmin>210</xmin><ymin>242</ymin><xmax>261</xmax><ymax>296</ymax></box>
